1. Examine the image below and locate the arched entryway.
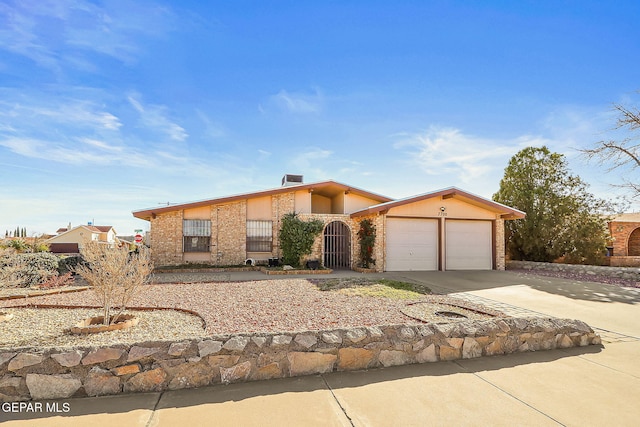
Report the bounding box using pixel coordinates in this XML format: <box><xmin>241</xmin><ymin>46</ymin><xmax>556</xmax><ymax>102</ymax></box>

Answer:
<box><xmin>324</xmin><ymin>221</ymin><xmax>351</xmax><ymax>269</ymax></box>
<box><xmin>628</xmin><ymin>228</ymin><xmax>640</xmax><ymax>256</ymax></box>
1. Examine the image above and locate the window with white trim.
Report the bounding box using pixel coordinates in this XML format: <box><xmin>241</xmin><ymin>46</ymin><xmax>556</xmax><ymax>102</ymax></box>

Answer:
<box><xmin>246</xmin><ymin>220</ymin><xmax>272</xmax><ymax>252</ymax></box>
<box><xmin>183</xmin><ymin>219</ymin><xmax>211</xmax><ymax>252</ymax></box>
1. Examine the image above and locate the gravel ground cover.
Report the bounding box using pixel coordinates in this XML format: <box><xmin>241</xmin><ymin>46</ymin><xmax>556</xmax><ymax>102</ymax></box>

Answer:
<box><xmin>0</xmin><ymin>278</ymin><xmax>502</xmax><ymax>350</ymax></box>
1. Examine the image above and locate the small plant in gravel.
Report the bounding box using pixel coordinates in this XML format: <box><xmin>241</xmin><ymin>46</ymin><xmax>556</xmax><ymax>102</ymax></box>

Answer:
<box><xmin>75</xmin><ymin>241</ymin><xmax>153</xmax><ymax>326</ymax></box>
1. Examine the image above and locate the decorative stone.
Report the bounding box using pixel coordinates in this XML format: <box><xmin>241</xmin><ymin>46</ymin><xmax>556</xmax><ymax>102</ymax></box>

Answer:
<box><xmin>272</xmin><ymin>335</ymin><xmax>293</xmax><ymax>346</ymax></box>
<box><xmin>447</xmin><ymin>338</ymin><xmax>464</xmax><ymax>349</ymax></box>
<box><xmin>346</xmin><ymin>328</ymin><xmax>367</xmax><ymax>343</ymax></box>
<box><xmin>8</xmin><ymin>353</ymin><xmax>44</xmax><ymax>372</ymax></box>
<box><xmin>128</xmin><ymin>346</ymin><xmax>161</xmax><ymax>362</ymax></box>
<box><xmin>0</xmin><ymin>353</ymin><xmax>17</xmax><ymax>366</ymax></box>
<box><xmin>26</xmin><ymin>374</ymin><xmax>81</xmax><ymax>400</ymax></box>
<box><xmin>167</xmin><ymin>362</ymin><xmax>215</xmax><ymax>390</ymax></box>
<box><xmin>338</xmin><ymin>348</ymin><xmax>374</xmax><ymax>370</ymax></box>
<box><xmin>206</xmin><ymin>355</ymin><xmax>241</xmax><ymax>369</ymax></box>
<box><xmin>294</xmin><ymin>334</ymin><xmax>318</xmax><ymax>349</ymax></box>
<box><xmin>223</xmin><ymin>336</ymin><xmax>250</xmax><ymax>352</ymax></box>
<box><xmin>367</xmin><ymin>326</ymin><xmax>384</xmax><ymax>338</ymax></box>
<box><xmin>52</xmin><ymin>350</ymin><xmax>83</xmax><ymax>367</ymax></box>
<box><xmin>439</xmin><ymin>345</ymin><xmax>461</xmax><ymax>361</ymax></box>
<box><xmin>412</xmin><ymin>339</ymin><xmax>426</xmax><ymax>351</ymax></box>
<box><xmin>198</xmin><ymin>340</ymin><xmax>223</xmax><ymax>357</ymax></box>
<box><xmin>416</xmin><ymin>325</ymin><xmax>435</xmax><ymax>338</ymax></box>
<box><xmin>416</xmin><ymin>344</ymin><xmax>438</xmax><ymax>363</ymax></box>
<box><xmin>112</xmin><ymin>364</ymin><xmax>141</xmax><ymax>376</ymax></box>
<box><xmin>496</xmin><ymin>320</ymin><xmax>511</xmax><ymax>333</ymax></box>
<box><xmin>168</xmin><ymin>341</ymin><xmax>191</xmax><ymax>357</ymax></box>
<box><xmin>321</xmin><ymin>332</ymin><xmax>342</xmax><ymax>344</ymax></box>
<box><xmin>82</xmin><ymin>348</ymin><xmax>125</xmax><ymax>365</ymax></box>
<box><xmin>84</xmin><ymin>368</ymin><xmax>120</xmax><ymax>397</ymax></box>
<box><xmin>220</xmin><ymin>361</ymin><xmax>252</xmax><ymax>384</ymax></box>
<box><xmin>255</xmin><ymin>362</ymin><xmax>281</xmax><ymax>380</ymax></box>
<box><xmin>288</xmin><ymin>352</ymin><xmax>337</xmax><ymax>376</ymax></box>
<box><xmin>251</xmin><ymin>337</ymin><xmax>267</xmax><ymax>348</ymax></box>
<box><xmin>462</xmin><ymin>337</ymin><xmax>482</xmax><ymax>359</ymax></box>
<box><xmin>379</xmin><ymin>350</ymin><xmax>411</xmax><ymax>367</ymax></box>
<box><xmin>124</xmin><ymin>368</ymin><xmax>167</xmax><ymax>393</ymax></box>
<box><xmin>592</xmin><ymin>335</ymin><xmax>602</xmax><ymax>345</ymax></box>
<box><xmin>399</xmin><ymin>327</ymin><xmax>416</xmax><ymax>340</ymax></box>
<box><xmin>283</xmin><ymin>265</ymin><xmax>294</xmax><ymax>270</ymax></box>
<box><xmin>556</xmin><ymin>334</ymin><xmax>573</xmax><ymax>349</ymax></box>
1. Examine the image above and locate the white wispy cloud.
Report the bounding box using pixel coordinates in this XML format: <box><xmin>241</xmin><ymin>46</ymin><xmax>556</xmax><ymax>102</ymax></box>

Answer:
<box><xmin>0</xmin><ymin>0</ymin><xmax>175</xmax><ymax>71</ymax></box>
<box><xmin>271</xmin><ymin>89</ymin><xmax>323</xmax><ymax>114</ymax></box>
<box><xmin>128</xmin><ymin>95</ymin><xmax>188</xmax><ymax>142</ymax></box>
<box><xmin>393</xmin><ymin>126</ymin><xmax>543</xmax><ymax>184</ymax></box>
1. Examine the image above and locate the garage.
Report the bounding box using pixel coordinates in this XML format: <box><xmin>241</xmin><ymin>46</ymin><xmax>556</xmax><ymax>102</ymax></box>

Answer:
<box><xmin>445</xmin><ymin>220</ymin><xmax>493</xmax><ymax>270</ymax></box>
<box><xmin>385</xmin><ymin>218</ymin><xmax>438</xmax><ymax>271</ymax></box>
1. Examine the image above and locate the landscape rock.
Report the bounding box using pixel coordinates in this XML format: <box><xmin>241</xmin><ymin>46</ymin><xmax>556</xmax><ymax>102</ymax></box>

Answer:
<box><xmin>26</xmin><ymin>374</ymin><xmax>81</xmax><ymax>400</ymax></box>
<box><xmin>294</xmin><ymin>334</ymin><xmax>318</xmax><ymax>349</ymax></box>
<box><xmin>84</xmin><ymin>367</ymin><xmax>120</xmax><ymax>396</ymax></box>
<box><xmin>251</xmin><ymin>337</ymin><xmax>267</xmax><ymax>348</ymax></box>
<box><xmin>272</xmin><ymin>335</ymin><xmax>293</xmax><ymax>346</ymax></box>
<box><xmin>128</xmin><ymin>346</ymin><xmax>161</xmax><ymax>362</ymax></box>
<box><xmin>255</xmin><ymin>362</ymin><xmax>281</xmax><ymax>380</ymax></box>
<box><xmin>8</xmin><ymin>353</ymin><xmax>44</xmax><ymax>372</ymax></box>
<box><xmin>112</xmin><ymin>364</ymin><xmax>141</xmax><ymax>376</ymax></box>
<box><xmin>416</xmin><ymin>344</ymin><xmax>438</xmax><ymax>363</ymax></box>
<box><xmin>220</xmin><ymin>361</ymin><xmax>252</xmax><ymax>384</ymax></box>
<box><xmin>82</xmin><ymin>348</ymin><xmax>125</xmax><ymax>365</ymax></box>
<box><xmin>124</xmin><ymin>368</ymin><xmax>167</xmax><ymax>393</ymax></box>
<box><xmin>168</xmin><ymin>341</ymin><xmax>191</xmax><ymax>357</ymax></box>
<box><xmin>223</xmin><ymin>336</ymin><xmax>250</xmax><ymax>352</ymax></box>
<box><xmin>338</xmin><ymin>348</ymin><xmax>374</xmax><ymax>370</ymax></box>
<box><xmin>288</xmin><ymin>352</ymin><xmax>337</xmax><ymax>376</ymax></box>
<box><xmin>52</xmin><ymin>350</ymin><xmax>83</xmax><ymax>367</ymax></box>
<box><xmin>0</xmin><ymin>353</ymin><xmax>17</xmax><ymax>366</ymax></box>
<box><xmin>345</xmin><ymin>328</ymin><xmax>367</xmax><ymax>343</ymax></box>
<box><xmin>379</xmin><ymin>350</ymin><xmax>411</xmax><ymax>367</ymax></box>
<box><xmin>198</xmin><ymin>340</ymin><xmax>223</xmax><ymax>357</ymax></box>
<box><xmin>321</xmin><ymin>332</ymin><xmax>342</xmax><ymax>344</ymax></box>
<box><xmin>462</xmin><ymin>337</ymin><xmax>482</xmax><ymax>359</ymax></box>
<box><xmin>167</xmin><ymin>362</ymin><xmax>215</xmax><ymax>390</ymax></box>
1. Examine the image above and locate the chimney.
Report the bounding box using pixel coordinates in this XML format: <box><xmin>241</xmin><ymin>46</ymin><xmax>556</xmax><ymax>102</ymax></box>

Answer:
<box><xmin>281</xmin><ymin>174</ymin><xmax>303</xmax><ymax>187</ymax></box>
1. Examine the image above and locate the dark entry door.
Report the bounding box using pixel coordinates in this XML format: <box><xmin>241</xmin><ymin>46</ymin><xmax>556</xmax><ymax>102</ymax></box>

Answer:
<box><xmin>324</xmin><ymin>221</ymin><xmax>350</xmax><ymax>269</ymax></box>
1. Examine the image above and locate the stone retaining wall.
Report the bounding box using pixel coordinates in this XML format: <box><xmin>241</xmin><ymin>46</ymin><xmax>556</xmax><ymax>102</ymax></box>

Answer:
<box><xmin>507</xmin><ymin>260</ymin><xmax>640</xmax><ymax>281</ymax></box>
<box><xmin>0</xmin><ymin>318</ymin><xmax>600</xmax><ymax>402</ymax></box>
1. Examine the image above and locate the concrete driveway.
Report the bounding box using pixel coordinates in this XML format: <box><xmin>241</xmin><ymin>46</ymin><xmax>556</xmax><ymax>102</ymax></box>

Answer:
<box><xmin>4</xmin><ymin>270</ymin><xmax>640</xmax><ymax>426</ymax></box>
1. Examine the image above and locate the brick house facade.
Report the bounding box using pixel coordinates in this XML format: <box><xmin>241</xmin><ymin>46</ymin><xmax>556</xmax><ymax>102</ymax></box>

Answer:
<box><xmin>133</xmin><ymin>176</ymin><xmax>523</xmax><ymax>272</ymax></box>
<box><xmin>607</xmin><ymin>213</ymin><xmax>640</xmax><ymax>267</ymax></box>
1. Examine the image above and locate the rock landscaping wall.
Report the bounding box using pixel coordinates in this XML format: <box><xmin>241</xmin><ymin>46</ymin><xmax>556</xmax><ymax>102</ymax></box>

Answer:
<box><xmin>0</xmin><ymin>318</ymin><xmax>600</xmax><ymax>401</ymax></box>
<box><xmin>507</xmin><ymin>260</ymin><xmax>640</xmax><ymax>280</ymax></box>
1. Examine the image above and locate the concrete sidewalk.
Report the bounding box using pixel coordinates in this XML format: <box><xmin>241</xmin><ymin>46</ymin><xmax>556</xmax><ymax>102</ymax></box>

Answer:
<box><xmin>3</xmin><ymin>271</ymin><xmax>640</xmax><ymax>426</ymax></box>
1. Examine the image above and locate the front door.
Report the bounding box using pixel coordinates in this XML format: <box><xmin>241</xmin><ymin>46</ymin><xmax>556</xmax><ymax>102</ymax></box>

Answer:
<box><xmin>324</xmin><ymin>221</ymin><xmax>351</xmax><ymax>269</ymax></box>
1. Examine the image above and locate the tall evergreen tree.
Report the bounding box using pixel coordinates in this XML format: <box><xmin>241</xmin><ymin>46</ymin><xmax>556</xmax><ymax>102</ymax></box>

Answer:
<box><xmin>493</xmin><ymin>146</ymin><xmax>613</xmax><ymax>264</ymax></box>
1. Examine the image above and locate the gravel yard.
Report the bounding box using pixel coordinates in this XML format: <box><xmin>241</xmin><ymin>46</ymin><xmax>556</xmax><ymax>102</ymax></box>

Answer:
<box><xmin>0</xmin><ymin>278</ymin><xmax>500</xmax><ymax>350</ymax></box>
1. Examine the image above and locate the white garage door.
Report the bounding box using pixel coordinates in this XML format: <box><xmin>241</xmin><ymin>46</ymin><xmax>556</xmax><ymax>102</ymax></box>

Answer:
<box><xmin>445</xmin><ymin>220</ymin><xmax>492</xmax><ymax>270</ymax></box>
<box><xmin>386</xmin><ymin>218</ymin><xmax>438</xmax><ymax>271</ymax></box>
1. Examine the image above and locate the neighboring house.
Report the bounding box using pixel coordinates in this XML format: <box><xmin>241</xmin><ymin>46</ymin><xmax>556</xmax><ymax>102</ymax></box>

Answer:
<box><xmin>46</xmin><ymin>225</ymin><xmax>118</xmax><ymax>254</ymax></box>
<box><xmin>607</xmin><ymin>213</ymin><xmax>640</xmax><ymax>266</ymax></box>
<box><xmin>132</xmin><ymin>175</ymin><xmax>525</xmax><ymax>271</ymax></box>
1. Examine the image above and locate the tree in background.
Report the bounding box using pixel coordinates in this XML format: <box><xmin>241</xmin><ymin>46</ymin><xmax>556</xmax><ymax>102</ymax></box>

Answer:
<box><xmin>582</xmin><ymin>95</ymin><xmax>640</xmax><ymax>197</ymax></box>
<box><xmin>493</xmin><ymin>146</ymin><xmax>613</xmax><ymax>264</ymax></box>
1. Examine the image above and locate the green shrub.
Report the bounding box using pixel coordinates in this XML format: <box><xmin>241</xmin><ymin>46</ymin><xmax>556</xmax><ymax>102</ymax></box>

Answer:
<box><xmin>357</xmin><ymin>219</ymin><xmax>376</xmax><ymax>268</ymax></box>
<box><xmin>279</xmin><ymin>213</ymin><xmax>324</xmax><ymax>267</ymax></box>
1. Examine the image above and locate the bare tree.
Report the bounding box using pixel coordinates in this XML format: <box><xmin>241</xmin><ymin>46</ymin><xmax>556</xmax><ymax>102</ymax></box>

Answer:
<box><xmin>75</xmin><ymin>241</ymin><xmax>152</xmax><ymax>326</ymax></box>
<box><xmin>582</xmin><ymin>99</ymin><xmax>640</xmax><ymax>197</ymax></box>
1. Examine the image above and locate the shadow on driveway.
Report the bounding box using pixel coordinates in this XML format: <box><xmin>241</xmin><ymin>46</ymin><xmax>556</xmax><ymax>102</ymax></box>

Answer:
<box><xmin>380</xmin><ymin>270</ymin><xmax>640</xmax><ymax>305</ymax></box>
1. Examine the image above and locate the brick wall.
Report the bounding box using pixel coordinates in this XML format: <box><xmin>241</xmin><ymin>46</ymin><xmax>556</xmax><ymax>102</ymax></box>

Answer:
<box><xmin>495</xmin><ymin>218</ymin><xmax>505</xmax><ymax>270</ymax></box>
<box><xmin>150</xmin><ymin>211</ymin><xmax>183</xmax><ymax>266</ymax></box>
<box><xmin>213</xmin><ymin>201</ymin><xmax>247</xmax><ymax>265</ymax></box>
<box><xmin>609</xmin><ymin>221</ymin><xmax>640</xmax><ymax>256</ymax></box>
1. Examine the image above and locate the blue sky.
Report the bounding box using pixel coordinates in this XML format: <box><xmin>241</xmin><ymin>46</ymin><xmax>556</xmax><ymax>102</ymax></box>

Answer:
<box><xmin>1</xmin><ymin>0</ymin><xmax>639</xmax><ymax>236</ymax></box>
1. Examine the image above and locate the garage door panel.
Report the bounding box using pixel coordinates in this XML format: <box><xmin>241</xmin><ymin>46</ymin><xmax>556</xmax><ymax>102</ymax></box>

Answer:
<box><xmin>386</xmin><ymin>218</ymin><xmax>438</xmax><ymax>271</ymax></box>
<box><xmin>446</xmin><ymin>220</ymin><xmax>492</xmax><ymax>270</ymax></box>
